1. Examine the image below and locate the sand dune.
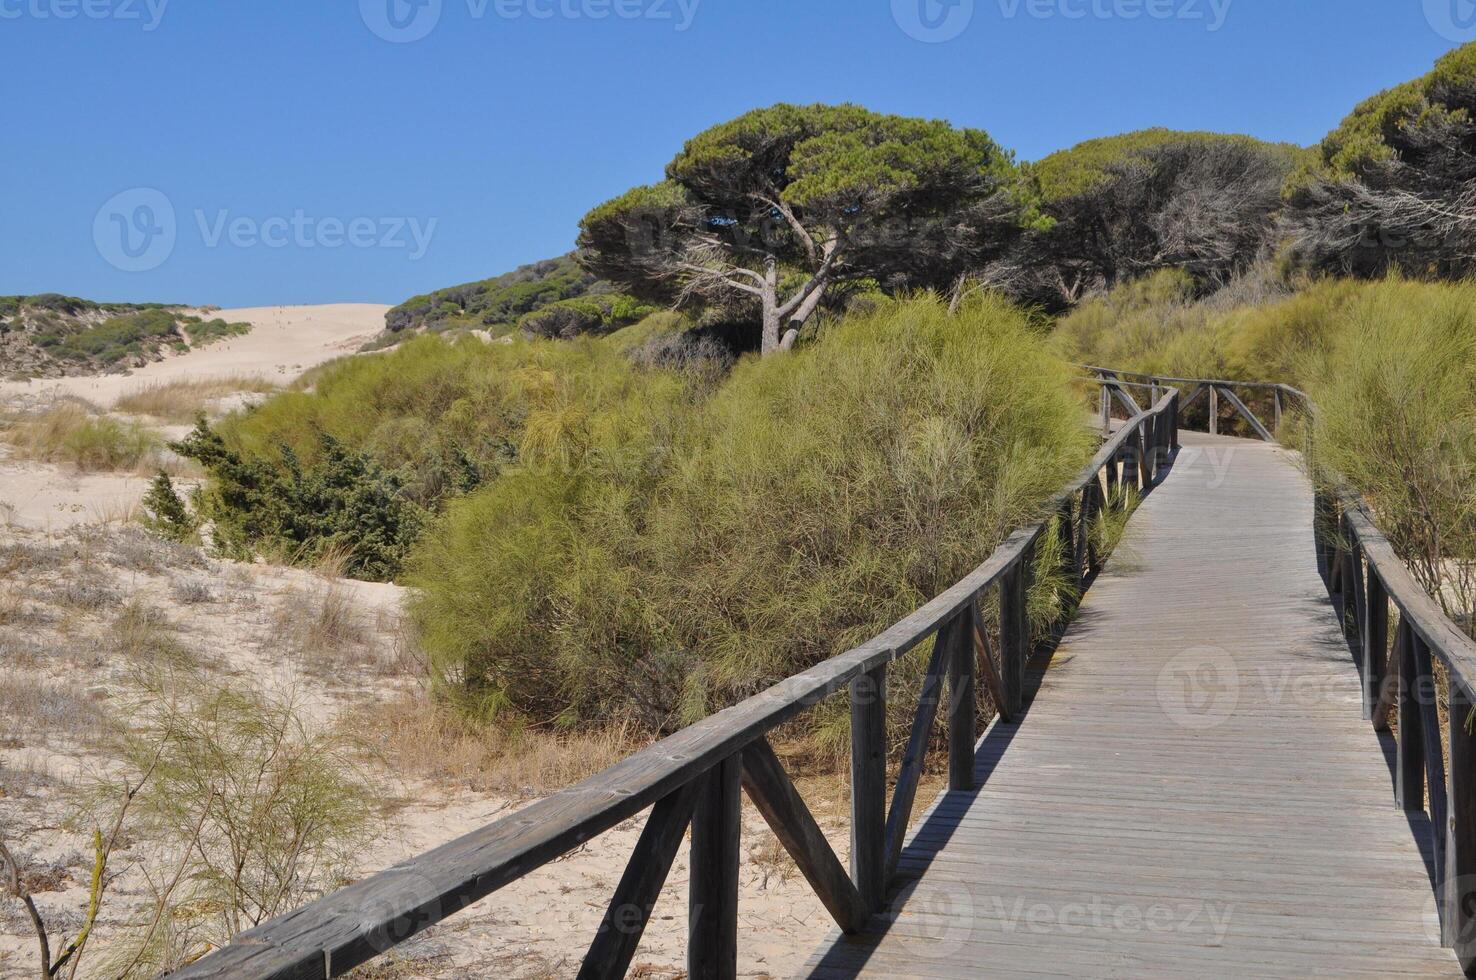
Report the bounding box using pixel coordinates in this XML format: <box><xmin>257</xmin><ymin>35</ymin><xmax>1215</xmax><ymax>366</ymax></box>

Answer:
<box><xmin>0</xmin><ymin>303</ymin><xmax>388</xmax><ymax>408</ymax></box>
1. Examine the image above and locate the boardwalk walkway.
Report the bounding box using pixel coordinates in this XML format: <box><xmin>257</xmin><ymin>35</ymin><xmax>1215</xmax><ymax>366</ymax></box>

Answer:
<box><xmin>805</xmin><ymin>431</ymin><xmax>1461</xmax><ymax>978</ymax></box>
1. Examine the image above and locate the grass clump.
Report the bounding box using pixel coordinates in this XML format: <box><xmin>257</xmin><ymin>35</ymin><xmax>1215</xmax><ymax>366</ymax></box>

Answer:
<box><xmin>2</xmin><ymin>402</ymin><xmax>163</xmax><ymax>471</ymax></box>
<box><xmin>115</xmin><ymin>376</ymin><xmax>278</xmax><ymax>422</ymax></box>
<box><xmin>409</xmin><ymin>294</ymin><xmax>1093</xmax><ymax>731</ymax></box>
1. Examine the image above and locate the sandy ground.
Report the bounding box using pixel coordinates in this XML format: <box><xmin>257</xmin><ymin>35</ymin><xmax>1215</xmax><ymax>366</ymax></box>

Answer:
<box><xmin>0</xmin><ymin>304</ymin><xmax>387</xmax><ymax>532</ymax></box>
<box><xmin>0</xmin><ymin>522</ymin><xmax>840</xmax><ymax>979</ymax></box>
<box><xmin>0</xmin><ymin>304</ymin><xmax>387</xmax><ymax>410</ymax></box>
<box><xmin>0</xmin><ymin>304</ymin><xmax>843</xmax><ymax>975</ymax></box>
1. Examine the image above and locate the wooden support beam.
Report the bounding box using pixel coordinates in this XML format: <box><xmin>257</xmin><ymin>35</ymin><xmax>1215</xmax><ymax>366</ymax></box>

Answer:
<box><xmin>972</xmin><ymin>600</ymin><xmax>1010</xmax><ymax>723</ymax></box>
<box><xmin>742</xmin><ymin>737</ymin><xmax>869</xmax><ymax>933</ymax></box>
<box><xmin>1363</xmin><ymin>570</ymin><xmax>1388</xmax><ymax>724</ymax></box>
<box><xmin>948</xmin><ymin>607</ymin><xmax>976</xmax><ymax>792</ymax></box>
<box><xmin>848</xmin><ymin>666</ymin><xmax>887</xmax><ymax>914</ymax></box>
<box><xmin>1209</xmin><ymin>385</ymin><xmax>1219</xmax><ymax>436</ymax></box>
<box><xmin>689</xmin><ymin>756</ymin><xmax>741</xmax><ymax>980</ymax></box>
<box><xmin>1445</xmin><ymin>682</ymin><xmax>1476</xmax><ymax>966</ymax></box>
<box><xmin>1000</xmin><ymin>546</ymin><xmax>1033</xmax><ymax>720</ymax></box>
<box><xmin>580</xmin><ymin>785</ymin><xmax>697</xmax><ymax>980</ymax></box>
<box><xmin>1417</xmin><ymin>635</ymin><xmax>1450</xmax><ymax>913</ymax></box>
<box><xmin>1216</xmin><ymin>385</ymin><xmax>1275</xmax><ymax>442</ymax></box>
<box><xmin>883</xmin><ymin>626</ymin><xmax>951</xmax><ymax>881</ymax></box>
<box><xmin>1398</xmin><ymin>621</ymin><xmax>1427</xmax><ymax>812</ymax></box>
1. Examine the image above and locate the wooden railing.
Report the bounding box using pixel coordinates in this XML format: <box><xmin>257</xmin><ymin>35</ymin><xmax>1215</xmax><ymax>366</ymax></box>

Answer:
<box><xmin>173</xmin><ymin>393</ymin><xmax>1181</xmax><ymax>980</ymax></box>
<box><xmin>1089</xmin><ymin>365</ymin><xmax>1476</xmax><ymax>975</ymax></box>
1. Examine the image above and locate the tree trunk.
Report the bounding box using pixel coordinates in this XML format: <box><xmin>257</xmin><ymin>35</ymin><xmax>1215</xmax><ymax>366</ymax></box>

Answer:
<box><xmin>759</xmin><ymin>259</ymin><xmax>781</xmax><ymax>355</ymax></box>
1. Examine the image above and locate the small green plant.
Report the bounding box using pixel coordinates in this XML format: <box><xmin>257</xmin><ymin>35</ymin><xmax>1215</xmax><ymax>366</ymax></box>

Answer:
<box><xmin>141</xmin><ymin>472</ymin><xmax>197</xmax><ymax>543</ymax></box>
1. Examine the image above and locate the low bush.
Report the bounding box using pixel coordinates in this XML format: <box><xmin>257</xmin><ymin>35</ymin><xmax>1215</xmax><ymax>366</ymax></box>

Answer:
<box><xmin>408</xmin><ymin>294</ymin><xmax>1092</xmax><ymax>731</ymax></box>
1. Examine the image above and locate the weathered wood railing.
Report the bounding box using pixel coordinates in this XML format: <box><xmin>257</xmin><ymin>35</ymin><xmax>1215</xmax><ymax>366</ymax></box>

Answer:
<box><xmin>173</xmin><ymin>393</ymin><xmax>1180</xmax><ymax>980</ymax></box>
<box><xmin>1089</xmin><ymin>366</ymin><xmax>1476</xmax><ymax>975</ymax></box>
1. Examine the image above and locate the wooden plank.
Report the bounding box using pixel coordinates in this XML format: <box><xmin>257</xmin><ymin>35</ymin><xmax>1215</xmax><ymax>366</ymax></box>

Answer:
<box><xmin>741</xmin><ymin>737</ymin><xmax>867</xmax><ymax>934</ymax></box>
<box><xmin>848</xmin><ymin>666</ymin><xmax>886</xmax><ymax>914</ymax></box>
<box><xmin>999</xmin><ymin>548</ymin><xmax>1031</xmax><ymax>719</ymax></box>
<box><xmin>803</xmin><ymin>430</ymin><xmax>1461</xmax><ymax>979</ymax></box>
<box><xmin>689</xmin><ymin>755</ymin><xmax>740</xmax><ymax>980</ymax></box>
<box><xmin>579</xmin><ymin>784</ymin><xmax>697</xmax><ymax>980</ymax></box>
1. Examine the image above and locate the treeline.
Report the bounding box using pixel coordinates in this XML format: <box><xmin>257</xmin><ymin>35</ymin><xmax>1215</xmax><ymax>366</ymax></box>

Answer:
<box><xmin>389</xmin><ymin>42</ymin><xmax>1476</xmax><ymax>353</ymax></box>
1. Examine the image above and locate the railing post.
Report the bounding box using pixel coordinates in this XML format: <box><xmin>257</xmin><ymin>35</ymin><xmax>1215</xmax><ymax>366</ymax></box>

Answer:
<box><xmin>1397</xmin><ymin>621</ymin><xmax>1427</xmax><ymax>812</ymax></box>
<box><xmin>1274</xmin><ymin>388</ymin><xmax>1283</xmax><ymax>434</ymax></box>
<box><xmin>1100</xmin><ymin>384</ymin><xmax>1110</xmax><ymax>435</ymax></box>
<box><xmin>948</xmin><ymin>606</ymin><xmax>976</xmax><ymax>792</ymax></box>
<box><xmin>1000</xmin><ymin>545</ymin><xmax>1033</xmax><ymax>719</ymax></box>
<box><xmin>1209</xmin><ymin>385</ymin><xmax>1219</xmax><ymax>436</ymax></box>
<box><xmin>1363</xmin><ymin>569</ymin><xmax>1388</xmax><ymax>724</ymax></box>
<box><xmin>1446</xmin><ymin>681</ymin><xmax>1476</xmax><ymax>966</ymax></box>
<box><xmin>849</xmin><ymin>666</ymin><xmax>886</xmax><ymax>913</ymax></box>
<box><xmin>689</xmin><ymin>755</ymin><xmax>741</xmax><ymax>980</ymax></box>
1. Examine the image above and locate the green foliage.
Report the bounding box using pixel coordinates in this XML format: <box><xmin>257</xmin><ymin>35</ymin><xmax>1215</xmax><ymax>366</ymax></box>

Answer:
<box><xmin>1054</xmin><ymin>273</ymin><xmax>1476</xmax><ymax>635</ymax></box>
<box><xmin>141</xmin><ymin>472</ymin><xmax>198</xmax><ymax>543</ymax></box>
<box><xmin>518</xmin><ymin>292</ymin><xmax>656</xmax><ymax>339</ymax></box>
<box><xmin>578</xmin><ymin>103</ymin><xmax>1031</xmax><ymax>342</ymax></box>
<box><xmin>186</xmin><ymin>331</ymin><xmax>689</xmax><ymax>579</ymax></box>
<box><xmin>1305</xmin><ymin>43</ymin><xmax>1476</xmax><ymax>183</ymax></box>
<box><xmin>184</xmin><ymin>316</ymin><xmax>252</xmax><ymax>346</ymax></box>
<box><xmin>1302</xmin><ymin>281</ymin><xmax>1476</xmax><ymax>632</ymax></box>
<box><xmin>383</xmin><ymin>253</ymin><xmax>611</xmax><ymax>338</ymax></box>
<box><xmin>172</xmin><ymin>420</ymin><xmax>428</xmax><ymax>580</ymax></box>
<box><xmin>101</xmin><ymin>679</ymin><xmax>378</xmax><ymax>971</ymax></box>
<box><xmin>1029</xmin><ymin>128</ymin><xmax>1307</xmax><ymax>203</ymax></box>
<box><xmin>407</xmin><ymin>294</ymin><xmax>1092</xmax><ymax>731</ymax></box>
<box><xmin>44</xmin><ymin>308</ymin><xmax>183</xmax><ymax>364</ymax></box>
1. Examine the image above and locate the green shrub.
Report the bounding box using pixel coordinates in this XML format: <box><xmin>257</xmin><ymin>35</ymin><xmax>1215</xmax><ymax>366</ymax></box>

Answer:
<box><xmin>184</xmin><ymin>317</ymin><xmax>252</xmax><ymax>346</ymax></box>
<box><xmin>173</xmin><ymin>421</ymin><xmax>428</xmax><ymax>580</ymax></box>
<box><xmin>1303</xmin><ymin>281</ymin><xmax>1476</xmax><ymax>632</ymax></box>
<box><xmin>408</xmin><ymin>294</ymin><xmax>1092</xmax><ymax>731</ymax></box>
<box><xmin>141</xmin><ymin>472</ymin><xmax>198</xmax><ymax>543</ymax></box>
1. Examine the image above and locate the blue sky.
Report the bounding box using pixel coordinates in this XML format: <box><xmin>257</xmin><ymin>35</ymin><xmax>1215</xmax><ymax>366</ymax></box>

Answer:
<box><xmin>0</xmin><ymin>0</ymin><xmax>1469</xmax><ymax>307</ymax></box>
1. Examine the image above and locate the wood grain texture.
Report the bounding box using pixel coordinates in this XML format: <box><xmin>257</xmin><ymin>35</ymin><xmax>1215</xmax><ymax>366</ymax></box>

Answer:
<box><xmin>801</xmin><ymin>432</ymin><xmax>1460</xmax><ymax>978</ymax></box>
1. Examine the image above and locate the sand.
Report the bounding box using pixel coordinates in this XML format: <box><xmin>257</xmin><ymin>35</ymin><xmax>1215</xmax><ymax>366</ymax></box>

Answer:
<box><xmin>0</xmin><ymin>304</ymin><xmax>387</xmax><ymax>531</ymax></box>
<box><xmin>0</xmin><ymin>303</ymin><xmax>388</xmax><ymax>409</ymax></box>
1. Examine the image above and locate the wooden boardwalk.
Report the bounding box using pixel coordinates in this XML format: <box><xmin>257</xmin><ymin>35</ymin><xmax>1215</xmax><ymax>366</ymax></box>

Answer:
<box><xmin>804</xmin><ymin>432</ymin><xmax>1462</xmax><ymax>978</ymax></box>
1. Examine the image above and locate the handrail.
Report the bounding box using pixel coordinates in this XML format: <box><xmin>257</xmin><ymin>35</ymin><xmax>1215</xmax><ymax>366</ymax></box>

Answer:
<box><xmin>175</xmin><ymin>391</ymin><xmax>1182</xmax><ymax>979</ymax></box>
<box><xmin>1087</xmin><ymin>366</ymin><xmax>1476</xmax><ymax>973</ymax></box>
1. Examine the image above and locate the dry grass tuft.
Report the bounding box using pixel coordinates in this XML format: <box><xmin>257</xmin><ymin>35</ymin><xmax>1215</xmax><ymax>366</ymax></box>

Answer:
<box><xmin>0</xmin><ymin>673</ymin><xmax>103</xmax><ymax>745</ymax></box>
<box><xmin>2</xmin><ymin>402</ymin><xmax>163</xmax><ymax>472</ymax></box>
<box><xmin>114</xmin><ymin>376</ymin><xmax>280</xmax><ymax>422</ymax></box>
<box><xmin>366</xmin><ymin>694</ymin><xmax>639</xmax><ymax>798</ymax></box>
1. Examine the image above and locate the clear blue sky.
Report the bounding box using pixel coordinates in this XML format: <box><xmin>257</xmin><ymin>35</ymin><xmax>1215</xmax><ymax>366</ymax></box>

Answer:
<box><xmin>0</xmin><ymin>0</ymin><xmax>1468</xmax><ymax>307</ymax></box>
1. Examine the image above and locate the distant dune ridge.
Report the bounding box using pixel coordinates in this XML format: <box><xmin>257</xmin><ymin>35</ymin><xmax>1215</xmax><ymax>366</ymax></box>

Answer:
<box><xmin>0</xmin><ymin>303</ymin><xmax>388</xmax><ymax>409</ymax></box>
